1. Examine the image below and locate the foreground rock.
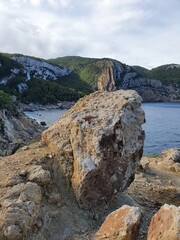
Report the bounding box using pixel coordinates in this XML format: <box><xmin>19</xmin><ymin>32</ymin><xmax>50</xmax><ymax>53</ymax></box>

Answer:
<box><xmin>147</xmin><ymin>204</ymin><xmax>180</xmax><ymax>240</ymax></box>
<box><xmin>93</xmin><ymin>205</ymin><xmax>141</xmax><ymax>240</ymax></box>
<box><xmin>42</xmin><ymin>90</ymin><xmax>145</xmax><ymax>209</ymax></box>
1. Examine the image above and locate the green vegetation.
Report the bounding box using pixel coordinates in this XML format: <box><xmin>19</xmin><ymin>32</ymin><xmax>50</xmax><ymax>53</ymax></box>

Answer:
<box><xmin>145</xmin><ymin>153</ymin><xmax>159</xmax><ymax>158</ymax></box>
<box><xmin>133</xmin><ymin>64</ymin><xmax>180</xmax><ymax>85</ymax></box>
<box><xmin>0</xmin><ymin>90</ymin><xmax>17</xmax><ymax>112</ymax></box>
<box><xmin>0</xmin><ymin>53</ymin><xmax>22</xmax><ymax>78</ymax></box>
<box><xmin>48</xmin><ymin>56</ymin><xmax>102</xmax><ymax>89</ymax></box>
<box><xmin>21</xmin><ymin>78</ymin><xmax>84</xmax><ymax>104</ymax></box>
<box><xmin>0</xmin><ymin>52</ymin><xmax>180</xmax><ymax>105</ymax></box>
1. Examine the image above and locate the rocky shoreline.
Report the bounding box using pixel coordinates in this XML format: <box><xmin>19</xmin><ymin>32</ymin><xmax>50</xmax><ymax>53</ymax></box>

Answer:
<box><xmin>19</xmin><ymin>101</ymin><xmax>76</xmax><ymax>112</ymax></box>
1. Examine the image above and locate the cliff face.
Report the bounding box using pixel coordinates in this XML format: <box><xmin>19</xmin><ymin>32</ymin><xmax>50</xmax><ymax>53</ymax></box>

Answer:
<box><xmin>0</xmin><ymin>110</ymin><xmax>42</xmax><ymax>156</ymax></box>
<box><xmin>97</xmin><ymin>59</ymin><xmax>180</xmax><ymax>102</ymax></box>
<box><xmin>1</xmin><ymin>54</ymin><xmax>179</xmax><ymax>103</ymax></box>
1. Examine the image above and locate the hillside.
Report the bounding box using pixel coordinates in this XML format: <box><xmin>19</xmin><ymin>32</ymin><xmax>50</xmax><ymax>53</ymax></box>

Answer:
<box><xmin>133</xmin><ymin>64</ymin><xmax>180</xmax><ymax>85</ymax></box>
<box><xmin>48</xmin><ymin>56</ymin><xmax>102</xmax><ymax>89</ymax></box>
<box><xmin>49</xmin><ymin>56</ymin><xmax>180</xmax><ymax>102</ymax></box>
<box><xmin>0</xmin><ymin>53</ymin><xmax>86</xmax><ymax>104</ymax></box>
<box><xmin>0</xmin><ymin>53</ymin><xmax>180</xmax><ymax>104</ymax></box>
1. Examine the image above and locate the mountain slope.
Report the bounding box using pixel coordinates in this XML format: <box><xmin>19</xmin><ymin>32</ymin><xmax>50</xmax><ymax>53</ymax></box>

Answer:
<box><xmin>133</xmin><ymin>64</ymin><xmax>180</xmax><ymax>85</ymax></box>
<box><xmin>0</xmin><ymin>53</ymin><xmax>180</xmax><ymax>103</ymax></box>
<box><xmin>0</xmin><ymin>54</ymin><xmax>87</xmax><ymax>103</ymax></box>
<box><xmin>48</xmin><ymin>56</ymin><xmax>180</xmax><ymax>102</ymax></box>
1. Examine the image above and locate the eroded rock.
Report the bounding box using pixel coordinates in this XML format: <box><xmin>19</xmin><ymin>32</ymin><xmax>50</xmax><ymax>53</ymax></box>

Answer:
<box><xmin>147</xmin><ymin>204</ymin><xmax>180</xmax><ymax>240</ymax></box>
<box><xmin>93</xmin><ymin>205</ymin><xmax>142</xmax><ymax>240</ymax></box>
<box><xmin>42</xmin><ymin>90</ymin><xmax>145</xmax><ymax>209</ymax></box>
<box><xmin>27</xmin><ymin>165</ymin><xmax>51</xmax><ymax>185</ymax></box>
<box><xmin>162</xmin><ymin>148</ymin><xmax>180</xmax><ymax>163</ymax></box>
<box><xmin>0</xmin><ymin>182</ymin><xmax>42</xmax><ymax>239</ymax></box>
<box><xmin>155</xmin><ymin>148</ymin><xmax>180</xmax><ymax>173</ymax></box>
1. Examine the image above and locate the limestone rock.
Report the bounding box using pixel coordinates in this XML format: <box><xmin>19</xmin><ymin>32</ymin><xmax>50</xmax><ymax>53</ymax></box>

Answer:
<box><xmin>95</xmin><ymin>59</ymin><xmax>179</xmax><ymax>102</ymax></box>
<box><xmin>156</xmin><ymin>148</ymin><xmax>180</xmax><ymax>173</ymax></box>
<box><xmin>28</xmin><ymin>165</ymin><xmax>51</xmax><ymax>185</ymax></box>
<box><xmin>0</xmin><ymin>182</ymin><xmax>42</xmax><ymax>239</ymax></box>
<box><xmin>140</xmin><ymin>157</ymin><xmax>150</xmax><ymax>172</ymax></box>
<box><xmin>162</xmin><ymin>148</ymin><xmax>180</xmax><ymax>163</ymax></box>
<box><xmin>93</xmin><ymin>205</ymin><xmax>141</xmax><ymax>240</ymax></box>
<box><xmin>147</xmin><ymin>204</ymin><xmax>180</xmax><ymax>240</ymax></box>
<box><xmin>42</xmin><ymin>90</ymin><xmax>145</xmax><ymax>209</ymax></box>
<box><xmin>3</xmin><ymin>225</ymin><xmax>22</xmax><ymax>240</ymax></box>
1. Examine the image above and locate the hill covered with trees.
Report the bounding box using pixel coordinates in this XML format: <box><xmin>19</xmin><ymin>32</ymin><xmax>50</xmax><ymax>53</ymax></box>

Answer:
<box><xmin>0</xmin><ymin>53</ymin><xmax>179</xmax><ymax>105</ymax></box>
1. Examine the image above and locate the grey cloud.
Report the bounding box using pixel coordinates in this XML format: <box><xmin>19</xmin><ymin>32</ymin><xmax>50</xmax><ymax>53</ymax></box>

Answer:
<box><xmin>0</xmin><ymin>0</ymin><xmax>179</xmax><ymax>68</ymax></box>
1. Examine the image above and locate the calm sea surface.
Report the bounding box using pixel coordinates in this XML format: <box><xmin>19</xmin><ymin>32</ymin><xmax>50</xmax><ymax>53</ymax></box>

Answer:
<box><xmin>25</xmin><ymin>102</ymin><xmax>180</xmax><ymax>155</ymax></box>
<box><xmin>142</xmin><ymin>102</ymin><xmax>180</xmax><ymax>155</ymax></box>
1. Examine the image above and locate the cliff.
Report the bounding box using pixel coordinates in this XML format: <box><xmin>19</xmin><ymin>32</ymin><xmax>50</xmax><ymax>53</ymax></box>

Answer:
<box><xmin>1</xmin><ymin>53</ymin><xmax>179</xmax><ymax>104</ymax></box>
<box><xmin>96</xmin><ymin>59</ymin><xmax>180</xmax><ymax>102</ymax></box>
<box><xmin>0</xmin><ymin>110</ymin><xmax>42</xmax><ymax>156</ymax></box>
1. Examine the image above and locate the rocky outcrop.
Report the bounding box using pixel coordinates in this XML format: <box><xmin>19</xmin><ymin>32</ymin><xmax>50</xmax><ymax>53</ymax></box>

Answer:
<box><xmin>97</xmin><ymin>60</ymin><xmax>125</xmax><ymax>91</ymax></box>
<box><xmin>1</xmin><ymin>182</ymin><xmax>42</xmax><ymax>240</ymax></box>
<box><xmin>12</xmin><ymin>56</ymin><xmax>72</xmax><ymax>81</ymax></box>
<box><xmin>42</xmin><ymin>90</ymin><xmax>145</xmax><ymax>209</ymax></box>
<box><xmin>93</xmin><ymin>205</ymin><xmax>141</xmax><ymax>240</ymax></box>
<box><xmin>147</xmin><ymin>204</ymin><xmax>180</xmax><ymax>240</ymax></box>
<box><xmin>0</xmin><ymin>55</ymin><xmax>73</xmax><ymax>93</ymax></box>
<box><xmin>0</xmin><ymin>110</ymin><xmax>42</xmax><ymax>156</ymax></box>
<box><xmin>96</xmin><ymin>59</ymin><xmax>180</xmax><ymax>102</ymax></box>
<box><xmin>161</xmin><ymin>148</ymin><xmax>180</xmax><ymax>163</ymax></box>
<box><xmin>153</xmin><ymin>148</ymin><xmax>180</xmax><ymax>173</ymax></box>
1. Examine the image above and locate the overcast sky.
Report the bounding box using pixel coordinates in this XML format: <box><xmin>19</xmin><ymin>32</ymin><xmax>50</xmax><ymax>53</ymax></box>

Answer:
<box><xmin>0</xmin><ymin>0</ymin><xmax>179</xmax><ymax>68</ymax></box>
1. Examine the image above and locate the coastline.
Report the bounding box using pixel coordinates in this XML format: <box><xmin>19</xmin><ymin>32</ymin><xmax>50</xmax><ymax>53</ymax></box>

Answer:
<box><xmin>18</xmin><ymin>101</ymin><xmax>76</xmax><ymax>112</ymax></box>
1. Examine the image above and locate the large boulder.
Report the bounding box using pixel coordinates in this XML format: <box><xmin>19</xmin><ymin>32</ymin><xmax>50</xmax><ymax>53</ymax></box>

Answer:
<box><xmin>147</xmin><ymin>204</ymin><xmax>180</xmax><ymax>240</ymax></box>
<box><xmin>93</xmin><ymin>205</ymin><xmax>142</xmax><ymax>240</ymax></box>
<box><xmin>42</xmin><ymin>90</ymin><xmax>145</xmax><ymax>209</ymax></box>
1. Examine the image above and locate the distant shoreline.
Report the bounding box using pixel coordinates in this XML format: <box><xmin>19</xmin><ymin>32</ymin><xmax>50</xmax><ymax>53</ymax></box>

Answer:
<box><xmin>19</xmin><ymin>101</ymin><xmax>75</xmax><ymax>112</ymax></box>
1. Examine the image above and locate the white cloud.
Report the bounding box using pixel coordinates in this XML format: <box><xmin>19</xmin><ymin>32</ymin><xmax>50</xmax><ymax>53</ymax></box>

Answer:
<box><xmin>0</xmin><ymin>0</ymin><xmax>179</xmax><ymax>68</ymax></box>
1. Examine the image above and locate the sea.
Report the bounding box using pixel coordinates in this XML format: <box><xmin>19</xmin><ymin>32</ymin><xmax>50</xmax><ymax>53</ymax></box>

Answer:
<box><xmin>24</xmin><ymin>102</ymin><xmax>180</xmax><ymax>155</ymax></box>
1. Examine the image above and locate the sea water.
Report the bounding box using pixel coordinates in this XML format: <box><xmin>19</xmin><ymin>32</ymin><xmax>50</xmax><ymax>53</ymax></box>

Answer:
<box><xmin>25</xmin><ymin>102</ymin><xmax>180</xmax><ymax>155</ymax></box>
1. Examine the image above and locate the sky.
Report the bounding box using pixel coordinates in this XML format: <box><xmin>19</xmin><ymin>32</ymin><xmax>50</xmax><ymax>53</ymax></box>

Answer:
<box><xmin>0</xmin><ymin>0</ymin><xmax>179</xmax><ymax>69</ymax></box>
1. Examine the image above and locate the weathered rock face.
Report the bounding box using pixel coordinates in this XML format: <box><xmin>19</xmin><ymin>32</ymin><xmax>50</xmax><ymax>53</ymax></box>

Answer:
<box><xmin>97</xmin><ymin>60</ymin><xmax>125</xmax><ymax>91</ymax></box>
<box><xmin>0</xmin><ymin>110</ymin><xmax>42</xmax><ymax>156</ymax></box>
<box><xmin>42</xmin><ymin>90</ymin><xmax>145</xmax><ymax>209</ymax></box>
<box><xmin>93</xmin><ymin>205</ymin><xmax>141</xmax><ymax>240</ymax></box>
<box><xmin>12</xmin><ymin>56</ymin><xmax>72</xmax><ymax>81</ymax></box>
<box><xmin>161</xmin><ymin>148</ymin><xmax>180</xmax><ymax>163</ymax></box>
<box><xmin>0</xmin><ymin>182</ymin><xmax>42</xmax><ymax>240</ymax></box>
<box><xmin>96</xmin><ymin>59</ymin><xmax>180</xmax><ymax>102</ymax></box>
<box><xmin>154</xmin><ymin>148</ymin><xmax>180</xmax><ymax>173</ymax></box>
<box><xmin>147</xmin><ymin>204</ymin><xmax>180</xmax><ymax>240</ymax></box>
